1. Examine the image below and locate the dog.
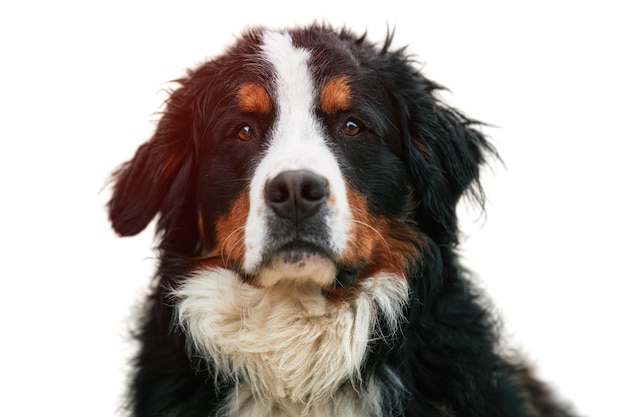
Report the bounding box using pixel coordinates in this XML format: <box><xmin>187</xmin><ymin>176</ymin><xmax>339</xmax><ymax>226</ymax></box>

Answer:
<box><xmin>108</xmin><ymin>24</ymin><xmax>576</xmax><ymax>417</ymax></box>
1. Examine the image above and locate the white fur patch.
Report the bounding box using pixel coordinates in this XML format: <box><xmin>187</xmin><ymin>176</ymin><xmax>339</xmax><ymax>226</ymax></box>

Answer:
<box><xmin>173</xmin><ymin>268</ymin><xmax>408</xmax><ymax>416</ymax></box>
<box><xmin>242</xmin><ymin>31</ymin><xmax>351</xmax><ymax>285</ymax></box>
<box><xmin>255</xmin><ymin>253</ymin><xmax>338</xmax><ymax>288</ymax></box>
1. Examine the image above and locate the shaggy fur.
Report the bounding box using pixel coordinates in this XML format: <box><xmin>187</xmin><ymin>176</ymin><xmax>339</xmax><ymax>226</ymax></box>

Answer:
<box><xmin>108</xmin><ymin>24</ymin><xmax>576</xmax><ymax>417</ymax></box>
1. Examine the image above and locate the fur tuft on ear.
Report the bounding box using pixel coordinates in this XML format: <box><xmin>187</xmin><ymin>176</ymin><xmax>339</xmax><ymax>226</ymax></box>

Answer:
<box><xmin>378</xmin><ymin>44</ymin><xmax>496</xmax><ymax>244</ymax></box>
<box><xmin>107</xmin><ymin>77</ymin><xmax>194</xmax><ymax>238</ymax></box>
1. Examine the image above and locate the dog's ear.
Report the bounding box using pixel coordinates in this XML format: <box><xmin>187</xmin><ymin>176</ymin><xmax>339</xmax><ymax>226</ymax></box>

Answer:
<box><xmin>378</xmin><ymin>44</ymin><xmax>495</xmax><ymax>244</ymax></box>
<box><xmin>406</xmin><ymin>100</ymin><xmax>493</xmax><ymax>244</ymax></box>
<box><xmin>107</xmin><ymin>77</ymin><xmax>194</xmax><ymax>237</ymax></box>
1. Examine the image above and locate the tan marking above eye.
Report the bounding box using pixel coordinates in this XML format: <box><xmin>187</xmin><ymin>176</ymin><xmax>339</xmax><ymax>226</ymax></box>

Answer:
<box><xmin>237</xmin><ymin>83</ymin><xmax>272</xmax><ymax>114</ymax></box>
<box><xmin>320</xmin><ymin>76</ymin><xmax>352</xmax><ymax>114</ymax></box>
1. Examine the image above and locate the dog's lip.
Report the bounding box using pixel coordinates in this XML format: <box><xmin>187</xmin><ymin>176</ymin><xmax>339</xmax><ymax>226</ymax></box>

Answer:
<box><xmin>272</xmin><ymin>240</ymin><xmax>335</xmax><ymax>263</ymax></box>
<box><xmin>335</xmin><ymin>266</ymin><xmax>359</xmax><ymax>287</ymax></box>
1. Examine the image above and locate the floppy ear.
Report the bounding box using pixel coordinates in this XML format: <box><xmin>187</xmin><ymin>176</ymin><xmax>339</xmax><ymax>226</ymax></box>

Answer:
<box><xmin>405</xmin><ymin>100</ymin><xmax>493</xmax><ymax>244</ymax></box>
<box><xmin>379</xmin><ymin>45</ymin><xmax>495</xmax><ymax>244</ymax></box>
<box><xmin>107</xmin><ymin>77</ymin><xmax>194</xmax><ymax>237</ymax></box>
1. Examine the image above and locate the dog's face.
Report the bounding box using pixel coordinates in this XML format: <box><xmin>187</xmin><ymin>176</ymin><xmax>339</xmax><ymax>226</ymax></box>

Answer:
<box><xmin>198</xmin><ymin>31</ymin><xmax>420</xmax><ymax>292</ymax></box>
<box><xmin>108</xmin><ymin>25</ymin><xmax>489</xmax><ymax>294</ymax></box>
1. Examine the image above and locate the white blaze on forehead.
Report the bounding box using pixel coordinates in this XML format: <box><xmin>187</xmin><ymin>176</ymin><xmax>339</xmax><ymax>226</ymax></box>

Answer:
<box><xmin>242</xmin><ymin>31</ymin><xmax>351</xmax><ymax>277</ymax></box>
<box><xmin>260</xmin><ymin>31</ymin><xmax>313</xmax><ymax>142</ymax></box>
<box><xmin>258</xmin><ymin>31</ymin><xmax>330</xmax><ymax>169</ymax></box>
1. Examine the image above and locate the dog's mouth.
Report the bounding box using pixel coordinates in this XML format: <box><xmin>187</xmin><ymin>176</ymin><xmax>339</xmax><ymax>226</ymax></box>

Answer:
<box><xmin>252</xmin><ymin>240</ymin><xmax>359</xmax><ymax>290</ymax></box>
<box><xmin>274</xmin><ymin>241</ymin><xmax>332</xmax><ymax>264</ymax></box>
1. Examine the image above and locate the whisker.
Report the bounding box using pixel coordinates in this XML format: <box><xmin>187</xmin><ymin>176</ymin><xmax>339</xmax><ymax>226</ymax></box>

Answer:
<box><xmin>349</xmin><ymin>218</ymin><xmax>392</xmax><ymax>258</ymax></box>
<box><xmin>220</xmin><ymin>225</ymin><xmax>246</xmax><ymax>266</ymax></box>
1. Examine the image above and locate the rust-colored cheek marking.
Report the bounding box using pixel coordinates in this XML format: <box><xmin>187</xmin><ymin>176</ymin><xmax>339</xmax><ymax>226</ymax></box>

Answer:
<box><xmin>320</xmin><ymin>76</ymin><xmax>352</xmax><ymax>114</ymax></box>
<box><xmin>343</xmin><ymin>187</ymin><xmax>421</xmax><ymax>279</ymax></box>
<box><xmin>237</xmin><ymin>83</ymin><xmax>272</xmax><ymax>114</ymax></box>
<box><xmin>199</xmin><ymin>192</ymin><xmax>250</xmax><ymax>270</ymax></box>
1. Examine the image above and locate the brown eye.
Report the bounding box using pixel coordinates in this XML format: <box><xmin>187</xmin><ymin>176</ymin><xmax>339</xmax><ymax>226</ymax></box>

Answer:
<box><xmin>342</xmin><ymin>118</ymin><xmax>361</xmax><ymax>136</ymax></box>
<box><xmin>236</xmin><ymin>124</ymin><xmax>255</xmax><ymax>141</ymax></box>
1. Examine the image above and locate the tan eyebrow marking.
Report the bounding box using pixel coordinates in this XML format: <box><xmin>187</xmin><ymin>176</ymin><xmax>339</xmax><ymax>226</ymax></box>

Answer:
<box><xmin>237</xmin><ymin>83</ymin><xmax>272</xmax><ymax>114</ymax></box>
<box><xmin>320</xmin><ymin>76</ymin><xmax>352</xmax><ymax>113</ymax></box>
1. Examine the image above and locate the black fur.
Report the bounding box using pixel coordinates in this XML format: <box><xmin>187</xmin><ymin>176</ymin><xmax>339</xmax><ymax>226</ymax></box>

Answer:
<box><xmin>108</xmin><ymin>25</ymin><xmax>576</xmax><ymax>416</ymax></box>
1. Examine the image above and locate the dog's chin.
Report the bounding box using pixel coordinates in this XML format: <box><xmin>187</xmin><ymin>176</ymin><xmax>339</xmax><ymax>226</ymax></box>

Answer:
<box><xmin>254</xmin><ymin>247</ymin><xmax>338</xmax><ymax>289</ymax></box>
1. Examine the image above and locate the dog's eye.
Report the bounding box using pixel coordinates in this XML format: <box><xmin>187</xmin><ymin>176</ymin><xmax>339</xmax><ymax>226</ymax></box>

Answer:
<box><xmin>236</xmin><ymin>124</ymin><xmax>256</xmax><ymax>141</ymax></box>
<box><xmin>342</xmin><ymin>118</ymin><xmax>361</xmax><ymax>137</ymax></box>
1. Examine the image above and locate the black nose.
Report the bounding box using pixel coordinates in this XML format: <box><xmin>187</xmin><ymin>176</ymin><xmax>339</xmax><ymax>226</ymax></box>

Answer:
<box><xmin>265</xmin><ymin>170</ymin><xmax>329</xmax><ymax>221</ymax></box>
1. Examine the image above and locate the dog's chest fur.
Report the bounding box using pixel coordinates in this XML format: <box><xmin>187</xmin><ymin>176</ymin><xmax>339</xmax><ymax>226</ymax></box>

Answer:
<box><xmin>174</xmin><ymin>268</ymin><xmax>408</xmax><ymax>415</ymax></box>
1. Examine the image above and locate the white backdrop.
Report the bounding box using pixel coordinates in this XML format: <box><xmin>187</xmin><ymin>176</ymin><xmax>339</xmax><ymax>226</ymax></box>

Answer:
<box><xmin>1</xmin><ymin>1</ymin><xmax>624</xmax><ymax>416</ymax></box>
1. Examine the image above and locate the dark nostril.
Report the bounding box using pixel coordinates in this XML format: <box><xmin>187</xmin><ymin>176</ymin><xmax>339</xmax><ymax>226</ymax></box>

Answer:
<box><xmin>265</xmin><ymin>170</ymin><xmax>328</xmax><ymax>221</ymax></box>
<box><xmin>265</xmin><ymin>177</ymin><xmax>290</xmax><ymax>204</ymax></box>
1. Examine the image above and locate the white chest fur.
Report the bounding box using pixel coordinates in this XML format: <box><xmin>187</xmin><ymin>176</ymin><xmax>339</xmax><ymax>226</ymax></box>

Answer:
<box><xmin>174</xmin><ymin>268</ymin><xmax>408</xmax><ymax>416</ymax></box>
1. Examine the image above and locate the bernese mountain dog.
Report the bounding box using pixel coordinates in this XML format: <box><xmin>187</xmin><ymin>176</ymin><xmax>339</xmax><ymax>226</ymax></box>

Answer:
<box><xmin>108</xmin><ymin>24</ymin><xmax>576</xmax><ymax>417</ymax></box>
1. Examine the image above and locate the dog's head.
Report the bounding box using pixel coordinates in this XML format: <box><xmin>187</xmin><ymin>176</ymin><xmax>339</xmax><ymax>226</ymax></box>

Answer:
<box><xmin>108</xmin><ymin>25</ymin><xmax>492</xmax><ymax>292</ymax></box>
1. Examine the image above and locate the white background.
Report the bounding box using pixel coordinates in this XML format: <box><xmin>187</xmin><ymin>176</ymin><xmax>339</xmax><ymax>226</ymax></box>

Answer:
<box><xmin>1</xmin><ymin>1</ymin><xmax>624</xmax><ymax>416</ymax></box>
